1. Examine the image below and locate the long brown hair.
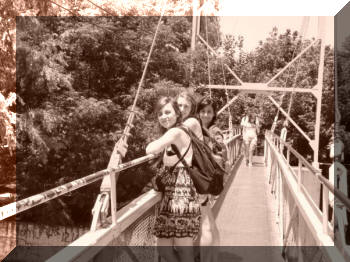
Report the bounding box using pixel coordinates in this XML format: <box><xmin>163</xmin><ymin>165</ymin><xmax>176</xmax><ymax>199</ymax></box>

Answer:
<box><xmin>154</xmin><ymin>96</ymin><xmax>182</xmax><ymax>134</ymax></box>
<box><xmin>176</xmin><ymin>91</ymin><xmax>197</xmax><ymax>121</ymax></box>
<box><xmin>197</xmin><ymin>96</ymin><xmax>217</xmax><ymax>128</ymax></box>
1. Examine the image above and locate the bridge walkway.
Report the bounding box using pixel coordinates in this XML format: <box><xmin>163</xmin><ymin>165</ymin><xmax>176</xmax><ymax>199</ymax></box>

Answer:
<box><xmin>214</xmin><ymin>156</ymin><xmax>284</xmax><ymax>262</ymax></box>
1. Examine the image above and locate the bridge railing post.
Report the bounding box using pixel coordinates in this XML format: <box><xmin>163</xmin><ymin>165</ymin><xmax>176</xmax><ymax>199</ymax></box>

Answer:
<box><xmin>234</xmin><ymin>138</ymin><xmax>237</xmax><ymax>163</ymax></box>
<box><xmin>298</xmin><ymin>160</ymin><xmax>302</xmax><ymax>191</ymax></box>
<box><xmin>322</xmin><ymin>183</ymin><xmax>329</xmax><ymax>234</ymax></box>
<box><xmin>278</xmin><ymin>162</ymin><xmax>284</xmax><ymax>243</ymax></box>
<box><xmin>263</xmin><ymin>139</ymin><xmax>267</xmax><ymax>166</ymax></box>
<box><xmin>110</xmin><ymin>172</ymin><xmax>118</xmax><ymax>225</ymax></box>
<box><xmin>297</xmin><ymin>212</ymin><xmax>304</xmax><ymax>262</ymax></box>
<box><xmin>227</xmin><ymin>140</ymin><xmax>231</xmax><ymax>166</ymax></box>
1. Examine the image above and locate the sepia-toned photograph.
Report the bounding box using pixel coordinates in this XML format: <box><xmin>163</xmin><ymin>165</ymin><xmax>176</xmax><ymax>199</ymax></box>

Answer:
<box><xmin>0</xmin><ymin>0</ymin><xmax>350</xmax><ymax>262</ymax></box>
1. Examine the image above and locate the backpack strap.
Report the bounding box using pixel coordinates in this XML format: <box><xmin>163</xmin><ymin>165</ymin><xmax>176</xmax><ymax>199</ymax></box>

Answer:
<box><xmin>170</xmin><ymin>141</ymin><xmax>191</xmax><ymax>170</ymax></box>
<box><xmin>178</xmin><ymin>125</ymin><xmax>197</xmax><ymax>139</ymax></box>
<box><xmin>170</xmin><ymin>142</ymin><xmax>191</xmax><ymax>169</ymax></box>
<box><xmin>178</xmin><ymin>125</ymin><xmax>189</xmax><ymax>134</ymax></box>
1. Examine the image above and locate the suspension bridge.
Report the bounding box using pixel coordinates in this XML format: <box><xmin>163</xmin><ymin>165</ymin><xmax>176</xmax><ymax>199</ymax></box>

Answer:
<box><xmin>1</xmin><ymin>1</ymin><xmax>350</xmax><ymax>262</ymax></box>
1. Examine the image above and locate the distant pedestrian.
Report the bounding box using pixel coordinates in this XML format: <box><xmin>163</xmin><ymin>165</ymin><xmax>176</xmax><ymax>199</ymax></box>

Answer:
<box><xmin>241</xmin><ymin>112</ymin><xmax>259</xmax><ymax>167</ymax></box>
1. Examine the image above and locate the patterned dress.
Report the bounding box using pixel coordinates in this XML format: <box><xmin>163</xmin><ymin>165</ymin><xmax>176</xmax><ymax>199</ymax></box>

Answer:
<box><xmin>153</xmin><ymin>158</ymin><xmax>201</xmax><ymax>238</ymax></box>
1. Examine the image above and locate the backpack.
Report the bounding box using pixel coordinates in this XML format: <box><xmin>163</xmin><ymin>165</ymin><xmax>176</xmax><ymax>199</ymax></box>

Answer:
<box><xmin>172</xmin><ymin>126</ymin><xmax>225</xmax><ymax>196</ymax></box>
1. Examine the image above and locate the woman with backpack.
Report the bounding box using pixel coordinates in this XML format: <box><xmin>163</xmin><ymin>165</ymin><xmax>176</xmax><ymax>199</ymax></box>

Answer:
<box><xmin>197</xmin><ymin>96</ymin><xmax>225</xmax><ymax>168</ymax></box>
<box><xmin>195</xmin><ymin>96</ymin><xmax>221</xmax><ymax>262</ymax></box>
<box><xmin>146</xmin><ymin>96</ymin><xmax>201</xmax><ymax>262</ymax></box>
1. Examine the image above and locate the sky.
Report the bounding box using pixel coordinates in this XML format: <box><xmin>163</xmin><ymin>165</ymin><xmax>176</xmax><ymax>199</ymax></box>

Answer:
<box><xmin>218</xmin><ymin>0</ymin><xmax>347</xmax><ymax>16</ymax></box>
<box><xmin>213</xmin><ymin>0</ymin><xmax>349</xmax><ymax>52</ymax></box>
<box><xmin>219</xmin><ymin>16</ymin><xmax>334</xmax><ymax>52</ymax></box>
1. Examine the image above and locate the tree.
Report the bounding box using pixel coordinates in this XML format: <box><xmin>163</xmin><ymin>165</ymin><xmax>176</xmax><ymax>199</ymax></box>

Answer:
<box><xmin>15</xmin><ymin>16</ymin><xmax>209</xmax><ymax>225</ymax></box>
<box><xmin>226</xmin><ymin>28</ymin><xmax>335</xmax><ymax>164</ymax></box>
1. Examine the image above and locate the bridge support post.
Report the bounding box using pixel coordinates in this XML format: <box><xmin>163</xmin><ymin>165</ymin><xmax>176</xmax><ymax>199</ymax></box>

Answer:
<box><xmin>322</xmin><ymin>184</ymin><xmax>330</xmax><ymax>234</ymax></box>
<box><xmin>298</xmin><ymin>160</ymin><xmax>302</xmax><ymax>191</ymax></box>
<box><xmin>263</xmin><ymin>139</ymin><xmax>267</xmax><ymax>166</ymax></box>
<box><xmin>92</xmin><ymin>138</ymin><xmax>124</xmax><ymax>229</ymax></box>
<box><xmin>313</xmin><ymin>16</ymin><xmax>326</xmax><ymax>168</ymax></box>
<box><xmin>191</xmin><ymin>0</ymin><xmax>199</xmax><ymax>52</ymax></box>
<box><xmin>297</xmin><ymin>212</ymin><xmax>304</xmax><ymax>262</ymax></box>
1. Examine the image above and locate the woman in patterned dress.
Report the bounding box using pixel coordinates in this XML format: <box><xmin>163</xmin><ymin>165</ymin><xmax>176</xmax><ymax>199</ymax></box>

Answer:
<box><xmin>146</xmin><ymin>96</ymin><xmax>201</xmax><ymax>262</ymax></box>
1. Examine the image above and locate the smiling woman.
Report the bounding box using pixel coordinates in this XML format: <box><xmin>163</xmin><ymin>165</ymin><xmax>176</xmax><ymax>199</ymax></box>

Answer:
<box><xmin>157</xmin><ymin>103</ymin><xmax>178</xmax><ymax>130</ymax></box>
<box><xmin>145</xmin><ymin>96</ymin><xmax>200</xmax><ymax>262</ymax></box>
<box><xmin>153</xmin><ymin>96</ymin><xmax>182</xmax><ymax>136</ymax></box>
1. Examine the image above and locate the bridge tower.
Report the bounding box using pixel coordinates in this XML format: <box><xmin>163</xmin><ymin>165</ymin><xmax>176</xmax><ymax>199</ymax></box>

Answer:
<box><xmin>190</xmin><ymin>9</ymin><xmax>327</xmax><ymax>168</ymax></box>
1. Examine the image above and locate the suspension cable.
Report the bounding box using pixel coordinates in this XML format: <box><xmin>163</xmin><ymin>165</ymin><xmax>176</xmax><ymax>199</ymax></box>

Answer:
<box><xmin>50</xmin><ymin>0</ymin><xmax>167</xmax><ymax>166</ymax></box>
<box><xmin>48</xmin><ymin>0</ymin><xmax>78</xmax><ymax>15</ymax></box>
<box><xmin>205</xmin><ymin>16</ymin><xmax>212</xmax><ymax>98</ymax></box>
<box><xmin>122</xmin><ymin>2</ymin><xmax>167</xmax><ymax>144</ymax></box>
<box><xmin>85</xmin><ymin>0</ymin><xmax>117</xmax><ymax>16</ymax></box>
<box><xmin>48</xmin><ymin>0</ymin><xmax>119</xmax><ymax>35</ymax></box>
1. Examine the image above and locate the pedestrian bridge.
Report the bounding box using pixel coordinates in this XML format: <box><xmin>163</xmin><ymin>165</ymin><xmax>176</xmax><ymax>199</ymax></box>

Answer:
<box><xmin>1</xmin><ymin>131</ymin><xmax>350</xmax><ymax>262</ymax></box>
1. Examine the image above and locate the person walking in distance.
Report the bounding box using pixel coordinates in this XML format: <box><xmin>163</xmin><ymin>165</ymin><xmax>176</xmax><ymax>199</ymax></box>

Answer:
<box><xmin>241</xmin><ymin>112</ymin><xmax>259</xmax><ymax>167</ymax></box>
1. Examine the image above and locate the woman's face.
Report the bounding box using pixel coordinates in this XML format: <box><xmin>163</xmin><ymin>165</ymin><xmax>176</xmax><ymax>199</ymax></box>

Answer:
<box><xmin>177</xmin><ymin>97</ymin><xmax>192</xmax><ymax>119</ymax></box>
<box><xmin>214</xmin><ymin>134</ymin><xmax>223</xmax><ymax>143</ymax></box>
<box><xmin>158</xmin><ymin>103</ymin><xmax>178</xmax><ymax>129</ymax></box>
<box><xmin>199</xmin><ymin>104</ymin><xmax>214</xmax><ymax>128</ymax></box>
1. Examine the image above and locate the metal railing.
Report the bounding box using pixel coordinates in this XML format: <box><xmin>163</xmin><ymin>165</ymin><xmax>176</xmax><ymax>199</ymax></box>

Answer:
<box><xmin>264</xmin><ymin>131</ymin><xmax>350</xmax><ymax>262</ymax></box>
<box><xmin>47</xmin><ymin>132</ymin><xmax>243</xmax><ymax>262</ymax></box>
<box><xmin>225</xmin><ymin>131</ymin><xmax>242</xmax><ymax>167</ymax></box>
<box><xmin>0</xmin><ymin>154</ymin><xmax>158</xmax><ymax>221</ymax></box>
<box><xmin>2</xmin><ymin>131</ymin><xmax>243</xmax><ymax>262</ymax></box>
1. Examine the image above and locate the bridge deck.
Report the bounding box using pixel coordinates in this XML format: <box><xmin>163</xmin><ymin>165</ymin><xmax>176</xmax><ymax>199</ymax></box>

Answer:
<box><xmin>215</xmin><ymin>156</ymin><xmax>284</xmax><ymax>261</ymax></box>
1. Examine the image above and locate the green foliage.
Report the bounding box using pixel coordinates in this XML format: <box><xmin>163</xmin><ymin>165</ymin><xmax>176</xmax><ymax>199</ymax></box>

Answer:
<box><xmin>221</xmin><ymin>28</ymin><xmax>335</xmax><ymax>164</ymax></box>
<box><xmin>12</xmin><ymin>13</ymin><xmax>336</xmax><ymax>227</ymax></box>
<box><xmin>15</xmin><ymin>16</ymin><xmax>204</xmax><ymax>225</ymax></box>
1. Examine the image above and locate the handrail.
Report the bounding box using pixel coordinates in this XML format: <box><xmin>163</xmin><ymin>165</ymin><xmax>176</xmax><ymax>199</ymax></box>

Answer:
<box><xmin>0</xmin><ymin>133</ymin><xmax>242</xmax><ymax>222</ymax></box>
<box><xmin>267</xmin><ymin>131</ymin><xmax>317</xmax><ymax>172</ymax></box>
<box><xmin>319</xmin><ymin>174</ymin><xmax>350</xmax><ymax>212</ymax></box>
<box><xmin>0</xmin><ymin>130</ymin><xmax>241</xmax><ymax>222</ymax></box>
<box><xmin>0</xmin><ymin>154</ymin><xmax>158</xmax><ymax>221</ymax></box>
<box><xmin>265</xmin><ymin>132</ymin><xmax>348</xmax><ymax>262</ymax></box>
<box><xmin>225</xmin><ymin>133</ymin><xmax>241</xmax><ymax>144</ymax></box>
<box><xmin>46</xmin><ymin>129</ymin><xmax>244</xmax><ymax>262</ymax></box>
<box><xmin>266</xmin><ymin>131</ymin><xmax>350</xmax><ymax>212</ymax></box>
<box><xmin>47</xmin><ymin>189</ymin><xmax>162</xmax><ymax>262</ymax></box>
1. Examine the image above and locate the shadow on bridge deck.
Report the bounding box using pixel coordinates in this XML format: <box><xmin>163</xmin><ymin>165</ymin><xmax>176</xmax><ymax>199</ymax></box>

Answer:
<box><xmin>214</xmin><ymin>156</ymin><xmax>284</xmax><ymax>262</ymax></box>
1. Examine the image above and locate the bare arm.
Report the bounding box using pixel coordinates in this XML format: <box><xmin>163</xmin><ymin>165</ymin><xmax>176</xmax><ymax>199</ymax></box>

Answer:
<box><xmin>146</xmin><ymin>128</ymin><xmax>181</xmax><ymax>155</ymax></box>
<box><xmin>183</xmin><ymin>118</ymin><xmax>203</xmax><ymax>140</ymax></box>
